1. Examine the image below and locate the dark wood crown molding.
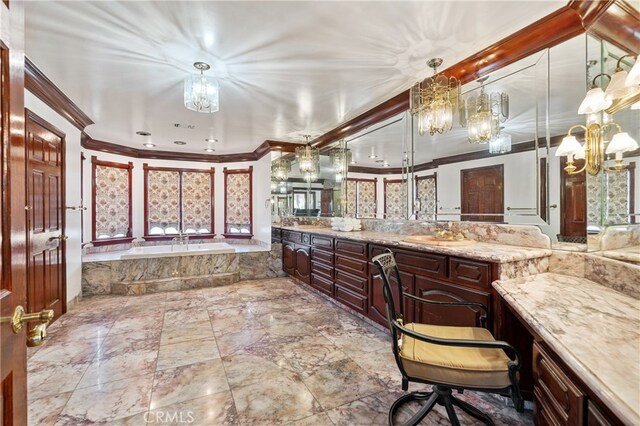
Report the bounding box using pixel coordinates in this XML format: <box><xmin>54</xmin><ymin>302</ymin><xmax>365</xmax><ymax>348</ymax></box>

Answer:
<box><xmin>25</xmin><ymin>57</ymin><xmax>94</xmax><ymax>131</ymax></box>
<box><xmin>310</xmin><ymin>0</ymin><xmax>627</xmax><ymax>150</ymax></box>
<box><xmin>81</xmin><ymin>133</ymin><xmax>299</xmax><ymax>163</ymax></box>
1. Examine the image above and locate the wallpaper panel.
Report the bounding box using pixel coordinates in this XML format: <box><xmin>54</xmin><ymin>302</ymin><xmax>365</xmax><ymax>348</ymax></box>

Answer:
<box><xmin>147</xmin><ymin>170</ymin><xmax>180</xmax><ymax>228</ymax></box>
<box><xmin>604</xmin><ymin>169</ymin><xmax>632</xmax><ymax>225</ymax></box>
<box><xmin>417</xmin><ymin>176</ymin><xmax>437</xmax><ymax>220</ymax></box>
<box><xmin>226</xmin><ymin>172</ymin><xmax>251</xmax><ymax>225</ymax></box>
<box><xmin>345</xmin><ymin>180</ymin><xmax>357</xmax><ymax>218</ymax></box>
<box><xmin>385</xmin><ymin>181</ymin><xmax>404</xmax><ymax>219</ymax></box>
<box><xmin>357</xmin><ymin>180</ymin><xmax>376</xmax><ymax>218</ymax></box>
<box><xmin>95</xmin><ymin>165</ymin><xmax>130</xmax><ymax>238</ymax></box>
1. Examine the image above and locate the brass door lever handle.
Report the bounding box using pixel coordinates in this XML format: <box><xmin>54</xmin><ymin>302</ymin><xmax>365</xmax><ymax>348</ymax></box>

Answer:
<box><xmin>1</xmin><ymin>305</ymin><xmax>54</xmax><ymax>346</ymax></box>
<box><xmin>48</xmin><ymin>235</ymin><xmax>69</xmax><ymax>242</ymax></box>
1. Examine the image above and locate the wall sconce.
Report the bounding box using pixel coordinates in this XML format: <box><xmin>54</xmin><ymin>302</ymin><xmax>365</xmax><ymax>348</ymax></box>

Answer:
<box><xmin>578</xmin><ymin>55</ymin><xmax>640</xmax><ymax>116</ymax></box>
<box><xmin>556</xmin><ymin>122</ymin><xmax>638</xmax><ymax>175</ymax></box>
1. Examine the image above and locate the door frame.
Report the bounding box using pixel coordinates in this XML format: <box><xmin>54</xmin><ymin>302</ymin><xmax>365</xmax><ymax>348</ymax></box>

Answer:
<box><xmin>25</xmin><ymin>109</ymin><xmax>67</xmax><ymax>316</ymax></box>
<box><xmin>559</xmin><ymin>158</ymin><xmax>586</xmax><ymax>237</ymax></box>
<box><xmin>460</xmin><ymin>164</ymin><xmax>504</xmax><ymax>222</ymax></box>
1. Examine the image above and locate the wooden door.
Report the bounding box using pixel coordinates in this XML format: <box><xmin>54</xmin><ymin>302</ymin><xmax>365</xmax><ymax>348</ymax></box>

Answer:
<box><xmin>320</xmin><ymin>189</ymin><xmax>332</xmax><ymax>216</ymax></box>
<box><xmin>560</xmin><ymin>160</ymin><xmax>587</xmax><ymax>238</ymax></box>
<box><xmin>25</xmin><ymin>111</ymin><xmax>66</xmax><ymax>322</ymax></box>
<box><xmin>461</xmin><ymin>165</ymin><xmax>504</xmax><ymax>222</ymax></box>
<box><xmin>1</xmin><ymin>2</ymin><xmax>29</xmax><ymax>424</ymax></box>
<box><xmin>414</xmin><ymin>276</ymin><xmax>491</xmax><ymax>328</ymax></box>
<box><xmin>294</xmin><ymin>245</ymin><xmax>311</xmax><ymax>284</ymax></box>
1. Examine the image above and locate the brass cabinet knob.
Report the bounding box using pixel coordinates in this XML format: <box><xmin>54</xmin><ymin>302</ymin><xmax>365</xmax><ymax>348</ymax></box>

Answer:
<box><xmin>0</xmin><ymin>305</ymin><xmax>53</xmax><ymax>340</ymax></box>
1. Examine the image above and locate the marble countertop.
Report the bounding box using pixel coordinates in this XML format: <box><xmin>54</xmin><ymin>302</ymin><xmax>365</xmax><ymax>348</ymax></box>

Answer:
<box><xmin>83</xmin><ymin>244</ymin><xmax>269</xmax><ymax>262</ymax></box>
<box><xmin>276</xmin><ymin>226</ymin><xmax>552</xmax><ymax>263</ymax></box>
<box><xmin>601</xmin><ymin>246</ymin><xmax>640</xmax><ymax>264</ymax></box>
<box><xmin>493</xmin><ymin>273</ymin><xmax>640</xmax><ymax>425</ymax></box>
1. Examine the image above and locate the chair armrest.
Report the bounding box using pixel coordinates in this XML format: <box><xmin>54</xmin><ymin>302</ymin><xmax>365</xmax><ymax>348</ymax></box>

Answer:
<box><xmin>403</xmin><ymin>292</ymin><xmax>489</xmax><ymax>328</ymax></box>
<box><xmin>393</xmin><ymin>320</ymin><xmax>521</xmax><ymax>368</ymax></box>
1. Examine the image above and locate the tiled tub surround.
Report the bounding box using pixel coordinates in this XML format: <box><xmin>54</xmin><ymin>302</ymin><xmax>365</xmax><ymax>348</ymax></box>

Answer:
<box><xmin>83</xmin><ymin>236</ymin><xmax>268</xmax><ymax>255</ymax></box>
<box><xmin>493</xmin><ymin>273</ymin><xmax>640</xmax><ymax>425</ymax></box>
<box><xmin>28</xmin><ymin>277</ymin><xmax>533</xmax><ymax>425</ymax></box>
<box><xmin>277</xmin><ymin>218</ymin><xmax>552</xmax><ymax>249</ymax></box>
<box><xmin>549</xmin><ymin>250</ymin><xmax>640</xmax><ymax>299</ymax></box>
<box><xmin>82</xmin><ymin>244</ymin><xmax>285</xmax><ymax>296</ymax></box>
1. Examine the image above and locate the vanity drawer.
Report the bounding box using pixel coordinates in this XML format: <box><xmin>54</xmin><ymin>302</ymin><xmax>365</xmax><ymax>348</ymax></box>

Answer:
<box><xmin>310</xmin><ymin>274</ymin><xmax>334</xmax><ymax>297</ymax></box>
<box><xmin>449</xmin><ymin>258</ymin><xmax>490</xmax><ymax>288</ymax></box>
<box><xmin>335</xmin><ymin>254</ymin><xmax>368</xmax><ymax>278</ymax></box>
<box><xmin>310</xmin><ymin>234</ymin><xmax>333</xmax><ymax>250</ymax></box>
<box><xmin>533</xmin><ymin>342</ymin><xmax>585</xmax><ymax>426</ymax></box>
<box><xmin>334</xmin><ymin>239</ymin><xmax>367</xmax><ymax>259</ymax></box>
<box><xmin>271</xmin><ymin>228</ymin><xmax>282</xmax><ymax>238</ymax></box>
<box><xmin>335</xmin><ymin>269</ymin><xmax>367</xmax><ymax>294</ymax></box>
<box><xmin>282</xmin><ymin>230</ymin><xmax>302</xmax><ymax>244</ymax></box>
<box><xmin>335</xmin><ymin>284</ymin><xmax>367</xmax><ymax>314</ymax></box>
<box><xmin>310</xmin><ymin>247</ymin><xmax>333</xmax><ymax>265</ymax></box>
<box><xmin>395</xmin><ymin>250</ymin><xmax>447</xmax><ymax>278</ymax></box>
<box><xmin>311</xmin><ymin>260</ymin><xmax>333</xmax><ymax>280</ymax></box>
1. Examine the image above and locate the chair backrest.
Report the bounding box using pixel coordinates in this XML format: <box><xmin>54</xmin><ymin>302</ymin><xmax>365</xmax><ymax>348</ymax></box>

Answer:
<box><xmin>372</xmin><ymin>249</ymin><xmax>405</xmax><ymax>328</ymax></box>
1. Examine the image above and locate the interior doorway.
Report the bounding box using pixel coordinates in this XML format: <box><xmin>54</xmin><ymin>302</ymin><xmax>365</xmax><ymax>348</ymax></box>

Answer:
<box><xmin>559</xmin><ymin>159</ymin><xmax>587</xmax><ymax>240</ymax></box>
<box><xmin>460</xmin><ymin>165</ymin><xmax>504</xmax><ymax>222</ymax></box>
<box><xmin>25</xmin><ymin>110</ymin><xmax>66</xmax><ymax>323</ymax></box>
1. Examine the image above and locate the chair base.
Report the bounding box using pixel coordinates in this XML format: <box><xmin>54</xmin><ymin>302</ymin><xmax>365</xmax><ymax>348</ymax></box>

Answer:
<box><xmin>389</xmin><ymin>385</ymin><xmax>495</xmax><ymax>426</ymax></box>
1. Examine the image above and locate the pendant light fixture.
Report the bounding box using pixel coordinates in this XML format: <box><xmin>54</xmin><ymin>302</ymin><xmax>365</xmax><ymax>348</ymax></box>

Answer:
<box><xmin>488</xmin><ymin>132</ymin><xmax>512</xmax><ymax>154</ymax></box>
<box><xmin>295</xmin><ymin>135</ymin><xmax>319</xmax><ymax>174</ymax></box>
<box><xmin>184</xmin><ymin>62</ymin><xmax>219</xmax><ymax>113</ymax></box>
<box><xmin>462</xmin><ymin>77</ymin><xmax>509</xmax><ymax>144</ymax></box>
<box><xmin>410</xmin><ymin>58</ymin><xmax>461</xmax><ymax>136</ymax></box>
<box><xmin>271</xmin><ymin>151</ymin><xmax>291</xmax><ymax>181</ymax></box>
<box><xmin>330</xmin><ymin>145</ymin><xmax>351</xmax><ymax>183</ymax></box>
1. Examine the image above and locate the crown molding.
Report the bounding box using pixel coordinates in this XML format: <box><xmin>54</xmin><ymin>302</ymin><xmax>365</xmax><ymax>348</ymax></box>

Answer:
<box><xmin>24</xmin><ymin>57</ymin><xmax>94</xmax><ymax>131</ymax></box>
<box><xmin>81</xmin><ymin>133</ymin><xmax>298</xmax><ymax>163</ymax></box>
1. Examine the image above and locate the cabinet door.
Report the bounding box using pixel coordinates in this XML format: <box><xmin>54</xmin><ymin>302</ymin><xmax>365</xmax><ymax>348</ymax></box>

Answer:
<box><xmin>369</xmin><ymin>268</ymin><xmax>414</xmax><ymax>328</ymax></box>
<box><xmin>294</xmin><ymin>246</ymin><xmax>311</xmax><ymax>284</ymax></box>
<box><xmin>282</xmin><ymin>242</ymin><xmax>296</xmax><ymax>276</ymax></box>
<box><xmin>414</xmin><ymin>276</ymin><xmax>490</xmax><ymax>327</ymax></box>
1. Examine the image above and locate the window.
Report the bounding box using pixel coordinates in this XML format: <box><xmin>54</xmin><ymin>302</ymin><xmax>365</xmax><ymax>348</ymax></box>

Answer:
<box><xmin>346</xmin><ymin>178</ymin><xmax>377</xmax><ymax>218</ymax></box>
<box><xmin>384</xmin><ymin>178</ymin><xmax>404</xmax><ymax>219</ymax></box>
<box><xmin>416</xmin><ymin>174</ymin><xmax>437</xmax><ymax>220</ymax></box>
<box><xmin>91</xmin><ymin>156</ymin><xmax>133</xmax><ymax>243</ymax></box>
<box><xmin>224</xmin><ymin>166</ymin><xmax>253</xmax><ymax>237</ymax></box>
<box><xmin>144</xmin><ymin>165</ymin><xmax>214</xmax><ymax>237</ymax></box>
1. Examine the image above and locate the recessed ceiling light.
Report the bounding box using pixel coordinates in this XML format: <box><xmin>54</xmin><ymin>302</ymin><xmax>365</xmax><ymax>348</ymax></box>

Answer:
<box><xmin>136</xmin><ymin>131</ymin><xmax>151</xmax><ymax>136</ymax></box>
<box><xmin>350</xmin><ymin>160</ymin><xmax>357</xmax><ymax>165</ymax></box>
<box><xmin>383</xmin><ymin>162</ymin><xmax>390</xmax><ymax>168</ymax></box>
<box><xmin>205</xmin><ymin>138</ymin><xmax>218</xmax><ymax>143</ymax></box>
<box><xmin>204</xmin><ymin>148</ymin><xmax>215</xmax><ymax>153</ymax></box>
<box><xmin>174</xmin><ymin>141</ymin><xmax>187</xmax><ymax>145</ymax></box>
<box><xmin>143</xmin><ymin>142</ymin><xmax>156</xmax><ymax>148</ymax></box>
<box><xmin>369</xmin><ymin>154</ymin><xmax>377</xmax><ymax>159</ymax></box>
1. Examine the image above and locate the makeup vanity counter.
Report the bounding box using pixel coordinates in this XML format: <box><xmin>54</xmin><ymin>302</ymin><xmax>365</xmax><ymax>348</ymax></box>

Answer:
<box><xmin>494</xmin><ymin>273</ymin><xmax>640</xmax><ymax>425</ymax></box>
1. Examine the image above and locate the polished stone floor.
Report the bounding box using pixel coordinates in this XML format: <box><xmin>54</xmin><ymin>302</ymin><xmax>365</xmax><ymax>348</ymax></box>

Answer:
<box><xmin>27</xmin><ymin>277</ymin><xmax>533</xmax><ymax>425</ymax></box>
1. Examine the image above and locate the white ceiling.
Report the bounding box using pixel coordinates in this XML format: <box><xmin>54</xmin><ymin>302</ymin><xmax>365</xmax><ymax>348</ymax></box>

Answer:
<box><xmin>24</xmin><ymin>0</ymin><xmax>565</xmax><ymax>155</ymax></box>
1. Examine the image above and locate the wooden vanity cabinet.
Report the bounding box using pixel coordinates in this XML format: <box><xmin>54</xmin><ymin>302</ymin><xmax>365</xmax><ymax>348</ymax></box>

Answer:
<box><xmin>282</xmin><ymin>241</ymin><xmax>296</xmax><ymax>276</ymax></box>
<box><xmin>271</xmin><ymin>227</ymin><xmax>282</xmax><ymax>244</ymax></box>
<box><xmin>334</xmin><ymin>238</ymin><xmax>369</xmax><ymax>315</ymax></box>
<box><xmin>294</xmin><ymin>244</ymin><xmax>311</xmax><ymax>284</ymax></box>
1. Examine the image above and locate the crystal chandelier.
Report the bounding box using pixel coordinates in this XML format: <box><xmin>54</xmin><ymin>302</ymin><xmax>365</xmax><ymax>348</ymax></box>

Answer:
<box><xmin>461</xmin><ymin>77</ymin><xmax>509</xmax><ymax>144</ymax></box>
<box><xmin>489</xmin><ymin>132</ymin><xmax>512</xmax><ymax>154</ymax></box>
<box><xmin>184</xmin><ymin>62</ymin><xmax>219</xmax><ymax>113</ymax></box>
<box><xmin>410</xmin><ymin>58</ymin><xmax>461</xmax><ymax>136</ymax></box>
<box><xmin>329</xmin><ymin>146</ymin><xmax>351</xmax><ymax>183</ymax></box>
<box><xmin>295</xmin><ymin>135</ymin><xmax>319</xmax><ymax>174</ymax></box>
<box><xmin>271</xmin><ymin>152</ymin><xmax>291</xmax><ymax>181</ymax></box>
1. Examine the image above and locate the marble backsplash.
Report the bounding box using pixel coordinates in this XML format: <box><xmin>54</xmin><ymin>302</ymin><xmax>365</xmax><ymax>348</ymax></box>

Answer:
<box><xmin>276</xmin><ymin>218</ymin><xmax>551</xmax><ymax>249</ymax></box>
<box><xmin>600</xmin><ymin>224</ymin><xmax>640</xmax><ymax>251</ymax></box>
<box><xmin>549</xmin><ymin>250</ymin><xmax>640</xmax><ymax>299</ymax></box>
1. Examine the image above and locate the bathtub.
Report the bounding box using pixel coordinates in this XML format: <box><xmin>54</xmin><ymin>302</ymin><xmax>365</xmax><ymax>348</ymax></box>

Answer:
<box><xmin>120</xmin><ymin>242</ymin><xmax>236</xmax><ymax>259</ymax></box>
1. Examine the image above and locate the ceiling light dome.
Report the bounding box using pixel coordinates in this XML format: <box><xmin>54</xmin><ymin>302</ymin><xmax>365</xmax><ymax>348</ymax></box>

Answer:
<box><xmin>184</xmin><ymin>62</ymin><xmax>219</xmax><ymax>113</ymax></box>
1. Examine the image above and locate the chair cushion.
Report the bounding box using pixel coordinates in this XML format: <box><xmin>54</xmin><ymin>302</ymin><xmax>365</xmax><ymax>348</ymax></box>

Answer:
<box><xmin>399</xmin><ymin>323</ymin><xmax>512</xmax><ymax>389</ymax></box>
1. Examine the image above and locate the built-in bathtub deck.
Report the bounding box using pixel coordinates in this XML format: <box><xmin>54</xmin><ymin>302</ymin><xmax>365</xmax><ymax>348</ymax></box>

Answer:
<box><xmin>82</xmin><ymin>244</ymin><xmax>285</xmax><ymax>296</ymax></box>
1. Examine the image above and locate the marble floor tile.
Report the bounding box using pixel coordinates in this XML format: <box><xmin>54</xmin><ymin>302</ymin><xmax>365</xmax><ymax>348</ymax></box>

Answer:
<box><xmin>57</xmin><ymin>375</ymin><xmax>153</xmax><ymax>424</ymax></box>
<box><xmin>302</xmin><ymin>358</ymin><xmax>386</xmax><ymax>410</ymax></box>
<box><xmin>214</xmin><ymin>327</ymin><xmax>271</xmax><ymax>356</ymax></box>
<box><xmin>287</xmin><ymin>412</ymin><xmax>335</xmax><ymax>426</ymax></box>
<box><xmin>109</xmin><ymin>311</ymin><xmax>164</xmax><ymax>335</ymax></box>
<box><xmin>156</xmin><ymin>337</ymin><xmax>220</xmax><ymax>370</ymax></box>
<box><xmin>77</xmin><ymin>347</ymin><xmax>158</xmax><ymax>389</ymax></box>
<box><xmin>27</xmin><ymin>391</ymin><xmax>72</xmax><ymax>426</ymax></box>
<box><xmin>146</xmin><ymin>390</ymin><xmax>238</xmax><ymax>425</ymax></box>
<box><xmin>163</xmin><ymin>308</ymin><xmax>210</xmax><ymax>325</ymax></box>
<box><xmin>29</xmin><ymin>338</ymin><xmax>102</xmax><ymax>365</ymax></box>
<box><xmin>222</xmin><ymin>348</ymin><xmax>298</xmax><ymax>389</ymax></box>
<box><xmin>209</xmin><ymin>306</ymin><xmax>258</xmax><ymax>335</ymax></box>
<box><xmin>274</xmin><ymin>334</ymin><xmax>350</xmax><ymax>378</ymax></box>
<box><xmin>150</xmin><ymin>359</ymin><xmax>229</xmax><ymax>409</ymax></box>
<box><xmin>160</xmin><ymin>319</ymin><xmax>214</xmax><ymax>346</ymax></box>
<box><xmin>27</xmin><ymin>360</ymin><xmax>90</xmax><ymax>401</ymax></box>
<box><xmin>232</xmin><ymin>375</ymin><xmax>321</xmax><ymax>424</ymax></box>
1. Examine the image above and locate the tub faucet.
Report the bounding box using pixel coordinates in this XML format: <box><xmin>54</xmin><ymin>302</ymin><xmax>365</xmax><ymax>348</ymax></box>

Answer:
<box><xmin>172</xmin><ymin>229</ymin><xmax>189</xmax><ymax>251</ymax></box>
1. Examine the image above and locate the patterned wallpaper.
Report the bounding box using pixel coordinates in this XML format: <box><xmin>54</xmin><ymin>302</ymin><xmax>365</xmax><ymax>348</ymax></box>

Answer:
<box><xmin>385</xmin><ymin>180</ymin><xmax>404</xmax><ymax>219</ymax></box>
<box><xmin>226</xmin><ymin>171</ymin><xmax>251</xmax><ymax>226</ymax></box>
<box><xmin>182</xmin><ymin>172</ymin><xmax>212</xmax><ymax>232</ymax></box>
<box><xmin>147</xmin><ymin>170</ymin><xmax>180</xmax><ymax>228</ymax></box>
<box><xmin>604</xmin><ymin>169</ymin><xmax>632</xmax><ymax>225</ymax></box>
<box><xmin>345</xmin><ymin>180</ymin><xmax>357</xmax><ymax>218</ymax></box>
<box><xmin>417</xmin><ymin>175</ymin><xmax>437</xmax><ymax>220</ymax></box>
<box><xmin>94</xmin><ymin>165</ymin><xmax>130</xmax><ymax>238</ymax></box>
<box><xmin>357</xmin><ymin>180</ymin><xmax>377</xmax><ymax>218</ymax></box>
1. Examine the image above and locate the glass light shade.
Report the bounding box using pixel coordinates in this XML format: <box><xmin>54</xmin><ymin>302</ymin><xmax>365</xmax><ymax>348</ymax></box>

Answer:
<box><xmin>577</xmin><ymin>87</ymin><xmax>611</xmax><ymax>114</ymax></box>
<box><xmin>604</xmin><ymin>70</ymin><xmax>635</xmax><ymax>101</ymax></box>
<box><xmin>605</xmin><ymin>132</ymin><xmax>639</xmax><ymax>154</ymax></box>
<box><xmin>184</xmin><ymin>74</ymin><xmax>219</xmax><ymax>113</ymax></box>
<box><xmin>555</xmin><ymin>135</ymin><xmax>583</xmax><ymax>157</ymax></box>
<box><xmin>468</xmin><ymin>110</ymin><xmax>493</xmax><ymax>144</ymax></box>
<box><xmin>625</xmin><ymin>56</ymin><xmax>640</xmax><ymax>87</ymax></box>
<box><xmin>489</xmin><ymin>133</ymin><xmax>512</xmax><ymax>154</ymax></box>
<box><xmin>329</xmin><ymin>148</ymin><xmax>351</xmax><ymax>173</ymax></box>
<box><xmin>631</xmin><ymin>100</ymin><xmax>640</xmax><ymax>110</ymax></box>
<box><xmin>296</xmin><ymin>145</ymin><xmax>319</xmax><ymax>174</ymax></box>
<box><xmin>271</xmin><ymin>157</ymin><xmax>291</xmax><ymax>181</ymax></box>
